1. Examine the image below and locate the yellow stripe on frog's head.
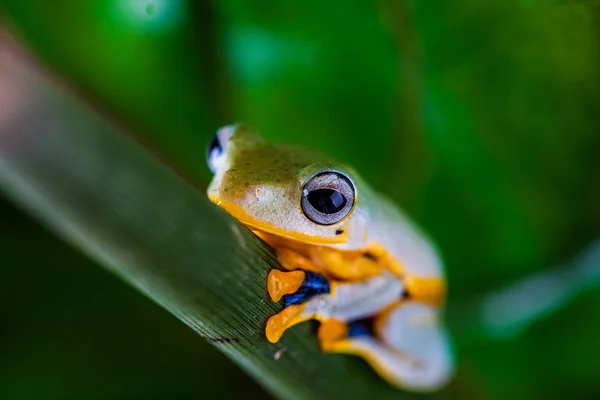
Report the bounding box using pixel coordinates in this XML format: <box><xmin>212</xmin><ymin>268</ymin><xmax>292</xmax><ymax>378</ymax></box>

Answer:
<box><xmin>206</xmin><ymin>124</ymin><xmax>366</xmax><ymax>247</ymax></box>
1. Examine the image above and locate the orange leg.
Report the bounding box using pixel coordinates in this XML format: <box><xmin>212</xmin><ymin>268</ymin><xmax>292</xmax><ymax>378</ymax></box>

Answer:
<box><xmin>266</xmin><ymin>248</ymin><xmax>329</xmax><ymax>303</ymax></box>
<box><xmin>275</xmin><ymin>248</ymin><xmax>326</xmax><ymax>273</ymax></box>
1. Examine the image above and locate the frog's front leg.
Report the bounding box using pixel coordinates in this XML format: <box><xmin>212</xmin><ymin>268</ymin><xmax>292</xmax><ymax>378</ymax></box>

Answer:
<box><xmin>265</xmin><ymin>258</ymin><xmax>403</xmax><ymax>343</ymax></box>
<box><xmin>266</xmin><ymin>248</ymin><xmax>330</xmax><ymax>306</ymax></box>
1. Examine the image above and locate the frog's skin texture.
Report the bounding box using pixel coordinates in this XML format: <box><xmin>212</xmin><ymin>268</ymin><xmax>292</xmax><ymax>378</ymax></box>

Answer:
<box><xmin>206</xmin><ymin>124</ymin><xmax>454</xmax><ymax>391</ymax></box>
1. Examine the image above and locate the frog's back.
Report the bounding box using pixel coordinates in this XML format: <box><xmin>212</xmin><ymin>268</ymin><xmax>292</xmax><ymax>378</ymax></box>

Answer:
<box><xmin>358</xmin><ymin>180</ymin><xmax>444</xmax><ymax>280</ymax></box>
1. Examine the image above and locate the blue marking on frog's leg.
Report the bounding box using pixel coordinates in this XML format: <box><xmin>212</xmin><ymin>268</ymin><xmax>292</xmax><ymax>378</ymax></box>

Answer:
<box><xmin>284</xmin><ymin>271</ymin><xmax>331</xmax><ymax>306</ymax></box>
<box><xmin>347</xmin><ymin>317</ymin><xmax>375</xmax><ymax>338</ymax></box>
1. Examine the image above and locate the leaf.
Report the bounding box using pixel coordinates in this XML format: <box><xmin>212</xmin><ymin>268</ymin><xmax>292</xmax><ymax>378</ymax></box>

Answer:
<box><xmin>0</xmin><ymin>39</ymin><xmax>425</xmax><ymax>400</ymax></box>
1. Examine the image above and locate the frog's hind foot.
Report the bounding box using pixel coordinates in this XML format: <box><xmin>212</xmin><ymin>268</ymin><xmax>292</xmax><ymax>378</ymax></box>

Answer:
<box><xmin>317</xmin><ymin>302</ymin><xmax>454</xmax><ymax>392</ymax></box>
<box><xmin>266</xmin><ymin>269</ymin><xmax>331</xmax><ymax>343</ymax></box>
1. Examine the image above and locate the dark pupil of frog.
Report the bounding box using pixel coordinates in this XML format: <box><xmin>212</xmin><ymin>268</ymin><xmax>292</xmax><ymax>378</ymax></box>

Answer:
<box><xmin>307</xmin><ymin>189</ymin><xmax>346</xmax><ymax>214</ymax></box>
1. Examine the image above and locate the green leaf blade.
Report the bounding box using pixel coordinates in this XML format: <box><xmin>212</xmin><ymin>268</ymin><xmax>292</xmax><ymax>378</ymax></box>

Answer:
<box><xmin>0</xmin><ymin>40</ymin><xmax>420</xmax><ymax>400</ymax></box>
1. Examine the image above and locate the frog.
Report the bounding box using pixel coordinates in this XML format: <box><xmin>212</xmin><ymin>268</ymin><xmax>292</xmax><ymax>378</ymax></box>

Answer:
<box><xmin>206</xmin><ymin>124</ymin><xmax>454</xmax><ymax>392</ymax></box>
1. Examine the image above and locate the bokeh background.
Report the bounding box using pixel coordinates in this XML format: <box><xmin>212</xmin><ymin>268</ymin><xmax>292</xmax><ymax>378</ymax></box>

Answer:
<box><xmin>1</xmin><ymin>1</ymin><xmax>599</xmax><ymax>399</ymax></box>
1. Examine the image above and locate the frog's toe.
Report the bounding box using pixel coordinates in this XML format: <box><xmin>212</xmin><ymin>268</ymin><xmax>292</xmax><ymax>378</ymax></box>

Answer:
<box><xmin>267</xmin><ymin>270</ymin><xmax>306</xmax><ymax>302</ymax></box>
<box><xmin>318</xmin><ymin>317</ymin><xmax>372</xmax><ymax>351</ymax></box>
<box><xmin>266</xmin><ymin>304</ymin><xmax>308</xmax><ymax>343</ymax></box>
<box><xmin>318</xmin><ymin>318</ymin><xmax>349</xmax><ymax>345</ymax></box>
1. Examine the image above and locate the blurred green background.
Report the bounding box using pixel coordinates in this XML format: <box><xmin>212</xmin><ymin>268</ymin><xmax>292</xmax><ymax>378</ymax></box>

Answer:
<box><xmin>0</xmin><ymin>0</ymin><xmax>599</xmax><ymax>399</ymax></box>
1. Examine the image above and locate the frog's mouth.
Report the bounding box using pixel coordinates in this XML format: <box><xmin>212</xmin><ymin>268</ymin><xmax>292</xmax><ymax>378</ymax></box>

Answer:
<box><xmin>208</xmin><ymin>194</ymin><xmax>348</xmax><ymax>245</ymax></box>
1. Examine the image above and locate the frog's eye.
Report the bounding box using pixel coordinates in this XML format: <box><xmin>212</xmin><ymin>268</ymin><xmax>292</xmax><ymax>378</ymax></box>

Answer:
<box><xmin>206</xmin><ymin>125</ymin><xmax>234</xmax><ymax>173</ymax></box>
<box><xmin>301</xmin><ymin>171</ymin><xmax>355</xmax><ymax>225</ymax></box>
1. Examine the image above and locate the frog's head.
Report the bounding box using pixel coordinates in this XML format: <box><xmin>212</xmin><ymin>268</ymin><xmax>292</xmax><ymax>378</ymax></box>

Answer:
<box><xmin>206</xmin><ymin>124</ymin><xmax>367</xmax><ymax>246</ymax></box>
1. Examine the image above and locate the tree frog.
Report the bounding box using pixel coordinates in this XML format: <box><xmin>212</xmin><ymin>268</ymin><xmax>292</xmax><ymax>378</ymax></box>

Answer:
<box><xmin>206</xmin><ymin>124</ymin><xmax>454</xmax><ymax>391</ymax></box>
